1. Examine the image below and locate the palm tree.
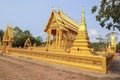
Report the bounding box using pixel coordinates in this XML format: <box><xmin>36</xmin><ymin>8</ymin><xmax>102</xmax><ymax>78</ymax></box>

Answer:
<box><xmin>94</xmin><ymin>35</ymin><xmax>106</xmax><ymax>51</ymax></box>
<box><xmin>0</xmin><ymin>29</ymin><xmax>4</xmax><ymax>42</ymax></box>
<box><xmin>105</xmin><ymin>32</ymin><xmax>118</xmax><ymax>42</ymax></box>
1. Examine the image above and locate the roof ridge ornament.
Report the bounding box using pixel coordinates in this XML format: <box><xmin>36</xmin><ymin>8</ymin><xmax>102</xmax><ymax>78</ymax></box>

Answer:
<box><xmin>58</xmin><ymin>6</ymin><xmax>60</xmax><ymax>11</ymax></box>
<box><xmin>52</xmin><ymin>6</ymin><xmax>55</xmax><ymax>11</ymax></box>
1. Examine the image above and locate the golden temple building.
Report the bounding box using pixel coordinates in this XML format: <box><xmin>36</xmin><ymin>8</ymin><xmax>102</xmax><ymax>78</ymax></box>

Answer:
<box><xmin>44</xmin><ymin>8</ymin><xmax>79</xmax><ymax>51</ymax></box>
<box><xmin>1</xmin><ymin>8</ymin><xmax>115</xmax><ymax>74</ymax></box>
<box><xmin>44</xmin><ymin>7</ymin><xmax>92</xmax><ymax>54</ymax></box>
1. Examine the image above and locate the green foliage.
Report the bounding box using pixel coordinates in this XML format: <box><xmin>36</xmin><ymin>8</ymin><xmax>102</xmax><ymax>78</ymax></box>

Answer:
<box><xmin>35</xmin><ymin>36</ymin><xmax>43</xmax><ymax>46</ymax></box>
<box><xmin>0</xmin><ymin>29</ymin><xmax>4</xmax><ymax>42</ymax></box>
<box><xmin>92</xmin><ymin>0</ymin><xmax>120</xmax><ymax>30</ymax></box>
<box><xmin>116</xmin><ymin>42</ymin><xmax>120</xmax><ymax>53</ymax></box>
<box><xmin>12</xmin><ymin>26</ymin><xmax>43</xmax><ymax>47</ymax></box>
<box><xmin>91</xmin><ymin>42</ymin><xmax>107</xmax><ymax>51</ymax></box>
<box><xmin>105</xmin><ymin>31</ymin><xmax>118</xmax><ymax>42</ymax></box>
<box><xmin>91</xmin><ymin>35</ymin><xmax>108</xmax><ymax>51</ymax></box>
<box><xmin>96</xmin><ymin>35</ymin><xmax>104</xmax><ymax>43</ymax></box>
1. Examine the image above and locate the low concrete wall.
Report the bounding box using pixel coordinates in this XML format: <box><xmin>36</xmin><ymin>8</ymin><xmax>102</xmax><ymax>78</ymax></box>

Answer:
<box><xmin>5</xmin><ymin>48</ymin><xmax>113</xmax><ymax>74</ymax></box>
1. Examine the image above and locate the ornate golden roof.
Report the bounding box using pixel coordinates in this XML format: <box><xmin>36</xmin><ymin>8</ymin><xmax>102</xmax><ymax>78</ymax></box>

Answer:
<box><xmin>3</xmin><ymin>24</ymin><xmax>14</xmax><ymax>42</ymax></box>
<box><xmin>58</xmin><ymin>9</ymin><xmax>79</xmax><ymax>29</ymax></box>
<box><xmin>44</xmin><ymin>8</ymin><xmax>79</xmax><ymax>32</ymax></box>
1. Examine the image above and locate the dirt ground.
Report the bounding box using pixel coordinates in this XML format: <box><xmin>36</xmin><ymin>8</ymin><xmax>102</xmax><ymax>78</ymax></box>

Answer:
<box><xmin>0</xmin><ymin>54</ymin><xmax>120</xmax><ymax>80</ymax></box>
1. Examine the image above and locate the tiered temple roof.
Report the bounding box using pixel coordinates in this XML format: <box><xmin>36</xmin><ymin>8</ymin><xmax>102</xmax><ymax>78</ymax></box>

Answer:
<box><xmin>44</xmin><ymin>8</ymin><xmax>79</xmax><ymax>33</ymax></box>
<box><xmin>3</xmin><ymin>24</ymin><xmax>14</xmax><ymax>42</ymax></box>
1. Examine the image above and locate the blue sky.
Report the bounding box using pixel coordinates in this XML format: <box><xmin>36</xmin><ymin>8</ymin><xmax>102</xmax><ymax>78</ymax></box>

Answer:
<box><xmin>0</xmin><ymin>0</ymin><xmax>119</xmax><ymax>42</ymax></box>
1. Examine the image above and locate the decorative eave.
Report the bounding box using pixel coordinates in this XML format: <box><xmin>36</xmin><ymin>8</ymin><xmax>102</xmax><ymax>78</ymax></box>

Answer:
<box><xmin>3</xmin><ymin>24</ymin><xmax>14</xmax><ymax>42</ymax></box>
<box><xmin>44</xmin><ymin>8</ymin><xmax>64</xmax><ymax>32</ymax></box>
<box><xmin>44</xmin><ymin>8</ymin><xmax>80</xmax><ymax>33</ymax></box>
<box><xmin>58</xmin><ymin>9</ymin><xmax>79</xmax><ymax>30</ymax></box>
<box><xmin>44</xmin><ymin>9</ymin><xmax>55</xmax><ymax>32</ymax></box>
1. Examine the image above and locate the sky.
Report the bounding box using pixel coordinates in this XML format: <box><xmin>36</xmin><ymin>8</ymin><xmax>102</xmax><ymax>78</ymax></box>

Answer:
<box><xmin>0</xmin><ymin>0</ymin><xmax>119</xmax><ymax>42</ymax></box>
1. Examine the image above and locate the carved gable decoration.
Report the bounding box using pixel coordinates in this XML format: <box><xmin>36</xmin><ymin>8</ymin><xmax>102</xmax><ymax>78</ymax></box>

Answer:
<box><xmin>3</xmin><ymin>25</ymin><xmax>14</xmax><ymax>42</ymax></box>
<box><xmin>24</xmin><ymin>38</ymin><xmax>32</xmax><ymax>48</ymax></box>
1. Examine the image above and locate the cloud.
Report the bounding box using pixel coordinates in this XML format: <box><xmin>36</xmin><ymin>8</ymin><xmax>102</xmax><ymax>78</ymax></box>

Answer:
<box><xmin>88</xmin><ymin>29</ymin><xmax>98</xmax><ymax>36</ymax></box>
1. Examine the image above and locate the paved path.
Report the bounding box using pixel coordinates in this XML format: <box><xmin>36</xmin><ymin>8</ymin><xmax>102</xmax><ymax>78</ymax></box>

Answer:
<box><xmin>0</xmin><ymin>54</ymin><xmax>120</xmax><ymax>80</ymax></box>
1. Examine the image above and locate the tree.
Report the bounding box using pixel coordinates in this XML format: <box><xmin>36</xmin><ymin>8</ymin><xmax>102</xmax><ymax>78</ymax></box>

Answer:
<box><xmin>0</xmin><ymin>29</ymin><xmax>4</xmax><ymax>42</ymax></box>
<box><xmin>13</xmin><ymin>26</ymin><xmax>22</xmax><ymax>37</ymax></box>
<box><xmin>116</xmin><ymin>42</ymin><xmax>120</xmax><ymax>53</ymax></box>
<box><xmin>91</xmin><ymin>35</ymin><xmax>107</xmax><ymax>51</ymax></box>
<box><xmin>35</xmin><ymin>37</ymin><xmax>41</xmax><ymax>46</ymax></box>
<box><xmin>12</xmin><ymin>26</ymin><xmax>43</xmax><ymax>47</ymax></box>
<box><xmin>96</xmin><ymin>35</ymin><xmax>104</xmax><ymax>43</ymax></box>
<box><xmin>23</xmin><ymin>30</ymin><xmax>31</xmax><ymax>36</ymax></box>
<box><xmin>92</xmin><ymin>0</ymin><xmax>120</xmax><ymax>30</ymax></box>
<box><xmin>105</xmin><ymin>31</ymin><xmax>118</xmax><ymax>42</ymax></box>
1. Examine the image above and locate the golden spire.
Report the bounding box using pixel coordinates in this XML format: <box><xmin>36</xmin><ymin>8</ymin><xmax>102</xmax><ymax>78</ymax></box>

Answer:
<box><xmin>70</xmin><ymin>7</ymin><xmax>92</xmax><ymax>55</ymax></box>
<box><xmin>81</xmin><ymin>7</ymin><xmax>85</xmax><ymax>24</ymax></box>
<box><xmin>79</xmin><ymin>7</ymin><xmax>86</xmax><ymax>31</ymax></box>
<box><xmin>111</xmin><ymin>34</ymin><xmax>115</xmax><ymax>43</ymax></box>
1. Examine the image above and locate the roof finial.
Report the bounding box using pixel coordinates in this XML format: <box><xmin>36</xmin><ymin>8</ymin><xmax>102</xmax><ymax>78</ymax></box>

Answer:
<box><xmin>82</xmin><ymin>6</ymin><xmax>84</xmax><ymax>13</ymax></box>
<box><xmin>52</xmin><ymin>6</ymin><xmax>54</xmax><ymax>10</ymax></box>
<box><xmin>58</xmin><ymin>6</ymin><xmax>60</xmax><ymax>10</ymax></box>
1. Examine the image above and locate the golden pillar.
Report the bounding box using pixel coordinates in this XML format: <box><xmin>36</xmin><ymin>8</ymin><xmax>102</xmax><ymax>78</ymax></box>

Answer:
<box><xmin>46</xmin><ymin>33</ymin><xmax>48</xmax><ymax>46</ymax></box>
<box><xmin>58</xmin><ymin>30</ymin><xmax>62</xmax><ymax>48</ymax></box>
<box><xmin>45</xmin><ymin>32</ymin><xmax>49</xmax><ymax>51</ymax></box>
<box><xmin>2</xmin><ymin>42</ymin><xmax>7</xmax><ymax>53</ymax></box>
<box><xmin>64</xmin><ymin>33</ymin><xmax>67</xmax><ymax>52</ymax></box>
<box><xmin>56</xmin><ymin>29</ymin><xmax>58</xmax><ymax>48</ymax></box>
<box><xmin>49</xmin><ymin>29</ymin><xmax>52</xmax><ymax>46</ymax></box>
